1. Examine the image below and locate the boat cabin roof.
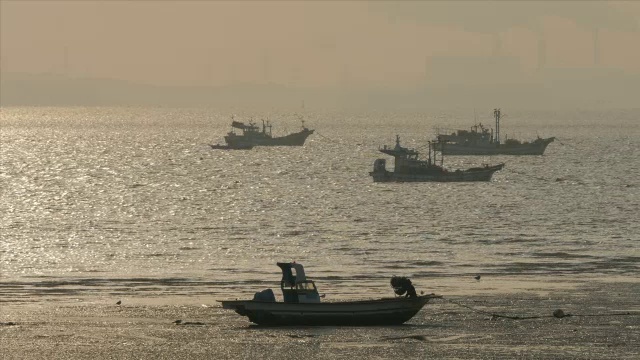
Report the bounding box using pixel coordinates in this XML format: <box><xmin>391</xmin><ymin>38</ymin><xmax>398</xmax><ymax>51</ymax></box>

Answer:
<box><xmin>379</xmin><ymin>135</ymin><xmax>419</xmax><ymax>158</ymax></box>
<box><xmin>277</xmin><ymin>262</ymin><xmax>309</xmax><ymax>287</ymax></box>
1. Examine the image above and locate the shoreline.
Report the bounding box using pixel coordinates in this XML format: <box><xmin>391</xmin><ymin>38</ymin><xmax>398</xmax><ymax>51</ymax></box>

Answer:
<box><xmin>2</xmin><ymin>274</ymin><xmax>639</xmax><ymax>308</ymax></box>
<box><xmin>1</xmin><ymin>280</ymin><xmax>638</xmax><ymax>359</ymax></box>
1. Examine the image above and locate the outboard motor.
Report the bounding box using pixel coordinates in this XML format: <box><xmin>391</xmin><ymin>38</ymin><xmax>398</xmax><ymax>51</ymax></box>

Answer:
<box><xmin>373</xmin><ymin>158</ymin><xmax>386</xmax><ymax>172</ymax></box>
<box><xmin>390</xmin><ymin>276</ymin><xmax>417</xmax><ymax>298</ymax></box>
<box><xmin>252</xmin><ymin>288</ymin><xmax>276</xmax><ymax>302</ymax></box>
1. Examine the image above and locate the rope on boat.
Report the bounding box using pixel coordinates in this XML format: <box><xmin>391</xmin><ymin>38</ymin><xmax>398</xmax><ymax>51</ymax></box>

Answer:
<box><xmin>438</xmin><ymin>297</ymin><xmax>546</xmax><ymax>320</ymax></box>
<box><xmin>435</xmin><ymin>297</ymin><xmax>638</xmax><ymax>320</ymax></box>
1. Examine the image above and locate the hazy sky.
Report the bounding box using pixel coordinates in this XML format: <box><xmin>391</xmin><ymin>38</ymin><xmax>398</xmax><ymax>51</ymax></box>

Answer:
<box><xmin>1</xmin><ymin>1</ymin><xmax>639</xmax><ymax>89</ymax></box>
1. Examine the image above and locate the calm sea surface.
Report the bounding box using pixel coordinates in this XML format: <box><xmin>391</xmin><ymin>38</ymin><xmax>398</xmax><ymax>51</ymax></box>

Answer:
<box><xmin>1</xmin><ymin>107</ymin><xmax>639</xmax><ymax>301</ymax></box>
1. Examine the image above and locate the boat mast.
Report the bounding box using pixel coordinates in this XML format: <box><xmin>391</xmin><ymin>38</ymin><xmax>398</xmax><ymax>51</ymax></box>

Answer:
<box><xmin>295</xmin><ymin>113</ymin><xmax>306</xmax><ymax>130</ymax></box>
<box><xmin>494</xmin><ymin>108</ymin><xmax>501</xmax><ymax>145</ymax></box>
<box><xmin>429</xmin><ymin>140</ymin><xmax>444</xmax><ymax>166</ymax></box>
<box><xmin>471</xmin><ymin>108</ymin><xmax>478</xmax><ymax>133</ymax></box>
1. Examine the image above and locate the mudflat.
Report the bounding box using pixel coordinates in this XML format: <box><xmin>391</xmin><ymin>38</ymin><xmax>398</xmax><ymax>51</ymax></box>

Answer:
<box><xmin>1</xmin><ymin>280</ymin><xmax>638</xmax><ymax>359</ymax></box>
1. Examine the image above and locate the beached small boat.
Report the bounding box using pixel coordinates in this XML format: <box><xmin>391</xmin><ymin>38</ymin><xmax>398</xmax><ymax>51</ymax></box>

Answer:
<box><xmin>370</xmin><ymin>136</ymin><xmax>504</xmax><ymax>182</ymax></box>
<box><xmin>435</xmin><ymin>108</ymin><xmax>555</xmax><ymax>155</ymax></box>
<box><xmin>219</xmin><ymin>262</ymin><xmax>438</xmax><ymax>326</ymax></box>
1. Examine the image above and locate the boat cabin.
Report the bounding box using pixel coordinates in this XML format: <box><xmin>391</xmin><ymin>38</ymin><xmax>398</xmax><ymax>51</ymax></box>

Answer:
<box><xmin>277</xmin><ymin>262</ymin><xmax>321</xmax><ymax>304</ymax></box>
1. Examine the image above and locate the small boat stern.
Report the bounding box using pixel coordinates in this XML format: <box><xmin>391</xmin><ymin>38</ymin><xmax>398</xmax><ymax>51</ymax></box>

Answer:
<box><xmin>370</xmin><ymin>158</ymin><xmax>393</xmax><ymax>182</ymax></box>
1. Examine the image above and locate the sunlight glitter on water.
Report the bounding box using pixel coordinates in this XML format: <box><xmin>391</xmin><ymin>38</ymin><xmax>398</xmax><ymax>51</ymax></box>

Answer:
<box><xmin>1</xmin><ymin>107</ymin><xmax>639</xmax><ymax>299</ymax></box>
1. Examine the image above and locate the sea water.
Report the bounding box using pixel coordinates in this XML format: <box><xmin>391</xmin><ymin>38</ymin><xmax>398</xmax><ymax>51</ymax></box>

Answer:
<box><xmin>1</xmin><ymin>107</ymin><xmax>638</xmax><ymax>302</ymax></box>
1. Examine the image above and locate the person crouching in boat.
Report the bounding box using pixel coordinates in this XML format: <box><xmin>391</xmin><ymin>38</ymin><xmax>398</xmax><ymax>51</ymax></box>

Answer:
<box><xmin>391</xmin><ymin>276</ymin><xmax>417</xmax><ymax>298</ymax></box>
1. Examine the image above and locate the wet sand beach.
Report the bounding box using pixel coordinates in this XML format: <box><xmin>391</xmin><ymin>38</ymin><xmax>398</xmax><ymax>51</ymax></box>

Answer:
<box><xmin>1</xmin><ymin>279</ymin><xmax>638</xmax><ymax>359</ymax></box>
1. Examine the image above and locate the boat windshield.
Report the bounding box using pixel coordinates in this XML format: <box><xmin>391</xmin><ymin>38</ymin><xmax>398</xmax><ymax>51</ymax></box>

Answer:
<box><xmin>295</xmin><ymin>282</ymin><xmax>316</xmax><ymax>291</ymax></box>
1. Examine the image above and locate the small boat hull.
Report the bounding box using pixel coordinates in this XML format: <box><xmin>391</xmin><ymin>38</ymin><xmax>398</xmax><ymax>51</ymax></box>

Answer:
<box><xmin>220</xmin><ymin>295</ymin><xmax>434</xmax><ymax>326</ymax></box>
<box><xmin>370</xmin><ymin>163</ymin><xmax>504</xmax><ymax>183</ymax></box>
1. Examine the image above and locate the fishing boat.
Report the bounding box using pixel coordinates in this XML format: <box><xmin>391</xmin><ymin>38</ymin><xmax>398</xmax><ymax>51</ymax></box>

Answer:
<box><xmin>436</xmin><ymin>108</ymin><xmax>555</xmax><ymax>155</ymax></box>
<box><xmin>219</xmin><ymin>262</ymin><xmax>438</xmax><ymax>326</ymax></box>
<box><xmin>223</xmin><ymin>115</ymin><xmax>314</xmax><ymax>147</ymax></box>
<box><xmin>369</xmin><ymin>136</ymin><xmax>504</xmax><ymax>182</ymax></box>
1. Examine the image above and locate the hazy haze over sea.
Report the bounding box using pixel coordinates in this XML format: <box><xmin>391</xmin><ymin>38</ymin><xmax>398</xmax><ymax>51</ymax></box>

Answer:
<box><xmin>1</xmin><ymin>4</ymin><xmax>639</xmax><ymax>359</ymax></box>
<box><xmin>1</xmin><ymin>107</ymin><xmax>638</xmax><ymax>302</ymax></box>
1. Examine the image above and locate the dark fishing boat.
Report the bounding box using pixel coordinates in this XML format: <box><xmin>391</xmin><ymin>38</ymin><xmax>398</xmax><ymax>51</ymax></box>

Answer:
<box><xmin>219</xmin><ymin>262</ymin><xmax>438</xmax><ymax>326</ymax></box>
<box><xmin>370</xmin><ymin>136</ymin><xmax>504</xmax><ymax>182</ymax></box>
<box><xmin>436</xmin><ymin>108</ymin><xmax>555</xmax><ymax>155</ymax></box>
<box><xmin>223</xmin><ymin>115</ymin><xmax>314</xmax><ymax>147</ymax></box>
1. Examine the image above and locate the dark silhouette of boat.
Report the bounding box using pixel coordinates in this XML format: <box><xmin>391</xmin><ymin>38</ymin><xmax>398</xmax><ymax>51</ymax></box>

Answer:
<box><xmin>209</xmin><ymin>143</ymin><xmax>254</xmax><ymax>150</ymax></box>
<box><xmin>220</xmin><ymin>262</ymin><xmax>438</xmax><ymax>326</ymax></box>
<box><xmin>223</xmin><ymin>115</ymin><xmax>314</xmax><ymax>147</ymax></box>
<box><xmin>370</xmin><ymin>136</ymin><xmax>504</xmax><ymax>182</ymax></box>
<box><xmin>436</xmin><ymin>108</ymin><xmax>555</xmax><ymax>155</ymax></box>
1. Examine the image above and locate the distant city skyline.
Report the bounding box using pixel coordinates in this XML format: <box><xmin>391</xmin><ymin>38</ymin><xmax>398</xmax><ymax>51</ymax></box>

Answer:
<box><xmin>1</xmin><ymin>1</ymin><xmax>639</xmax><ymax>90</ymax></box>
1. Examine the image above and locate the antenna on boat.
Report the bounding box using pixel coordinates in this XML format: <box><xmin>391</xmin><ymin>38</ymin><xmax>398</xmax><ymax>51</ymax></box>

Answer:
<box><xmin>294</xmin><ymin>113</ymin><xmax>306</xmax><ymax>130</ymax></box>
<box><xmin>494</xmin><ymin>108</ymin><xmax>501</xmax><ymax>145</ymax></box>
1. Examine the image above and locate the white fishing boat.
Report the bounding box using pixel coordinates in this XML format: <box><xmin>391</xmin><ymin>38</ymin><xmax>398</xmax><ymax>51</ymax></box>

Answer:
<box><xmin>435</xmin><ymin>108</ymin><xmax>555</xmax><ymax>155</ymax></box>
